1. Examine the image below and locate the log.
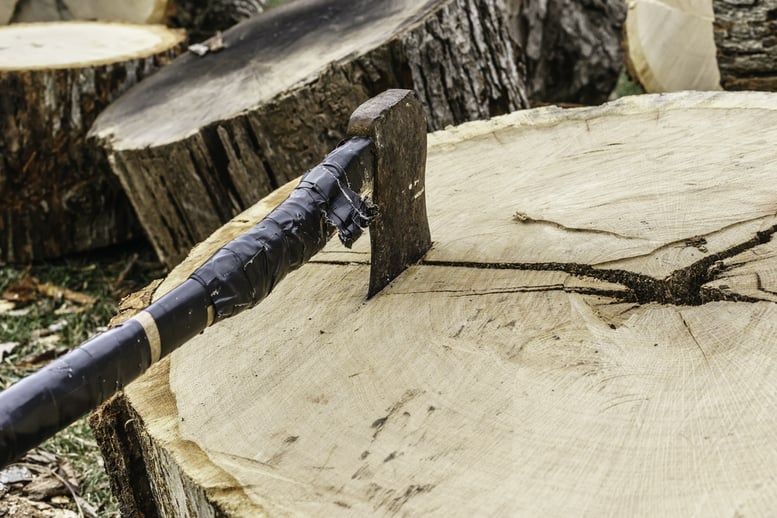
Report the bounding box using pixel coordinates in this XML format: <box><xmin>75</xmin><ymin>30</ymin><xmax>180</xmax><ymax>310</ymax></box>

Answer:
<box><xmin>0</xmin><ymin>22</ymin><xmax>184</xmax><ymax>262</ymax></box>
<box><xmin>506</xmin><ymin>0</ymin><xmax>627</xmax><ymax>105</ymax></box>
<box><xmin>90</xmin><ymin>0</ymin><xmax>529</xmax><ymax>269</ymax></box>
<box><xmin>713</xmin><ymin>0</ymin><xmax>777</xmax><ymax>90</ymax></box>
<box><xmin>624</xmin><ymin>0</ymin><xmax>777</xmax><ymax>93</ymax></box>
<box><xmin>8</xmin><ymin>0</ymin><xmax>170</xmax><ymax>23</ymax></box>
<box><xmin>624</xmin><ymin>0</ymin><xmax>721</xmax><ymax>92</ymax></box>
<box><xmin>92</xmin><ymin>90</ymin><xmax>777</xmax><ymax>516</ymax></box>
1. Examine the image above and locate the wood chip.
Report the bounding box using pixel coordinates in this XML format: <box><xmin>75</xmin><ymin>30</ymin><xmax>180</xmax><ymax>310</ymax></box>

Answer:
<box><xmin>0</xmin><ymin>342</ymin><xmax>19</xmax><ymax>361</ymax></box>
<box><xmin>36</xmin><ymin>283</ymin><xmax>96</xmax><ymax>306</ymax></box>
<box><xmin>0</xmin><ymin>465</ymin><xmax>33</xmax><ymax>484</ymax></box>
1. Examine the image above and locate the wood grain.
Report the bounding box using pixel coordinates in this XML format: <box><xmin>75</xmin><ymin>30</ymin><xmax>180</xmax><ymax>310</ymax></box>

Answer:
<box><xmin>94</xmin><ymin>91</ymin><xmax>777</xmax><ymax>516</ymax></box>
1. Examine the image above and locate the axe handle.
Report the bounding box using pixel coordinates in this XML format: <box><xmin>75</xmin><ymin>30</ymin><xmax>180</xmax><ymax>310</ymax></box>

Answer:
<box><xmin>0</xmin><ymin>88</ymin><xmax>431</xmax><ymax>469</ymax></box>
<box><xmin>0</xmin><ymin>137</ymin><xmax>375</xmax><ymax>467</ymax></box>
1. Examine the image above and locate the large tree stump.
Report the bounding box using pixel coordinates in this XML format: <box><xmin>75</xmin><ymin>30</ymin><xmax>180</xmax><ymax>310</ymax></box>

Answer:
<box><xmin>92</xmin><ymin>90</ymin><xmax>777</xmax><ymax>516</ymax></box>
<box><xmin>90</xmin><ymin>0</ymin><xmax>528</xmax><ymax>269</ymax></box>
<box><xmin>0</xmin><ymin>22</ymin><xmax>184</xmax><ymax>262</ymax></box>
<box><xmin>506</xmin><ymin>0</ymin><xmax>627</xmax><ymax>105</ymax></box>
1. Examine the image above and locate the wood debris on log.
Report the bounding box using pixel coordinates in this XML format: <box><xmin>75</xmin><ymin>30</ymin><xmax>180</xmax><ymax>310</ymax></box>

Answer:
<box><xmin>0</xmin><ymin>22</ymin><xmax>185</xmax><ymax>262</ymax></box>
<box><xmin>91</xmin><ymin>0</ymin><xmax>529</xmax><ymax>268</ymax></box>
<box><xmin>93</xmin><ymin>90</ymin><xmax>777</xmax><ymax>516</ymax></box>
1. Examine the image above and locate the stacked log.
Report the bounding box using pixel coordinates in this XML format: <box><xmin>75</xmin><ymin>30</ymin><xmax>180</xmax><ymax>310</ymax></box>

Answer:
<box><xmin>624</xmin><ymin>0</ymin><xmax>777</xmax><ymax>93</ymax></box>
<box><xmin>92</xmin><ymin>90</ymin><xmax>777</xmax><ymax>516</ymax></box>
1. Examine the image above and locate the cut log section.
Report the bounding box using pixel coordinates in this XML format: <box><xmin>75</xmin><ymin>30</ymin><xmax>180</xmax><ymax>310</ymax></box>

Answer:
<box><xmin>713</xmin><ymin>0</ymin><xmax>777</xmax><ymax>90</ymax></box>
<box><xmin>506</xmin><ymin>0</ymin><xmax>627</xmax><ymax>105</ymax></box>
<box><xmin>90</xmin><ymin>0</ymin><xmax>529</xmax><ymax>268</ymax></box>
<box><xmin>624</xmin><ymin>0</ymin><xmax>721</xmax><ymax>92</ymax></box>
<box><xmin>7</xmin><ymin>0</ymin><xmax>170</xmax><ymax>24</ymax></box>
<box><xmin>93</xmin><ymin>91</ymin><xmax>777</xmax><ymax>516</ymax></box>
<box><xmin>0</xmin><ymin>22</ymin><xmax>184</xmax><ymax>262</ymax></box>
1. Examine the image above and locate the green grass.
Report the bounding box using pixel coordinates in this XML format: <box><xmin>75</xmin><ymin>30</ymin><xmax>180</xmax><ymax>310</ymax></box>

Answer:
<box><xmin>0</xmin><ymin>240</ymin><xmax>165</xmax><ymax>516</ymax></box>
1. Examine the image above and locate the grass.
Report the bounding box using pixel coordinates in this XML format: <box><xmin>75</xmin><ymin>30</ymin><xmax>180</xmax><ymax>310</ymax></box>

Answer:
<box><xmin>0</xmin><ymin>240</ymin><xmax>165</xmax><ymax>516</ymax></box>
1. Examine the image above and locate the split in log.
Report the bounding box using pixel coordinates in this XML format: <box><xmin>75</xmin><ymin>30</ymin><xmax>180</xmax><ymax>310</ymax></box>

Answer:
<box><xmin>506</xmin><ymin>0</ymin><xmax>627</xmax><ymax>105</ymax></box>
<box><xmin>92</xmin><ymin>90</ymin><xmax>777</xmax><ymax>516</ymax></box>
<box><xmin>0</xmin><ymin>22</ymin><xmax>185</xmax><ymax>262</ymax></box>
<box><xmin>713</xmin><ymin>0</ymin><xmax>777</xmax><ymax>90</ymax></box>
<box><xmin>90</xmin><ymin>0</ymin><xmax>529</xmax><ymax>268</ymax></box>
<box><xmin>7</xmin><ymin>0</ymin><xmax>170</xmax><ymax>24</ymax></box>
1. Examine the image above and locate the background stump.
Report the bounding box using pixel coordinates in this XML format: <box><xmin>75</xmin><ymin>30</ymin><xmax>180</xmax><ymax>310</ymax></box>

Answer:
<box><xmin>0</xmin><ymin>22</ymin><xmax>184</xmax><ymax>262</ymax></box>
<box><xmin>624</xmin><ymin>0</ymin><xmax>777</xmax><ymax>93</ymax></box>
<box><xmin>90</xmin><ymin>0</ymin><xmax>529</xmax><ymax>268</ymax></box>
<box><xmin>93</xmin><ymin>91</ymin><xmax>777</xmax><ymax>516</ymax></box>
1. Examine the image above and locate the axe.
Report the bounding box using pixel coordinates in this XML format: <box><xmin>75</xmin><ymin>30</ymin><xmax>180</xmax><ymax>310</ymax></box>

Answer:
<box><xmin>0</xmin><ymin>89</ymin><xmax>431</xmax><ymax>468</ymax></box>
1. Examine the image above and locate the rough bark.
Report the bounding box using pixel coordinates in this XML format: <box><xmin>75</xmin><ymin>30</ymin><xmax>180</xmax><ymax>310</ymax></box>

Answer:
<box><xmin>0</xmin><ymin>23</ymin><xmax>185</xmax><ymax>263</ymax></box>
<box><xmin>168</xmin><ymin>0</ymin><xmax>268</xmax><ymax>42</ymax></box>
<box><xmin>713</xmin><ymin>0</ymin><xmax>777</xmax><ymax>90</ymax></box>
<box><xmin>91</xmin><ymin>0</ymin><xmax>528</xmax><ymax>268</ymax></box>
<box><xmin>8</xmin><ymin>0</ymin><xmax>170</xmax><ymax>23</ymax></box>
<box><xmin>506</xmin><ymin>0</ymin><xmax>626</xmax><ymax>105</ymax></box>
<box><xmin>92</xmin><ymin>91</ymin><xmax>777</xmax><ymax>516</ymax></box>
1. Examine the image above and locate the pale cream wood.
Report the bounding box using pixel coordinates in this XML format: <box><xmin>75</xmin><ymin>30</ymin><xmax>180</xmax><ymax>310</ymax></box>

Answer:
<box><xmin>625</xmin><ymin>0</ymin><xmax>721</xmax><ymax>92</ymax></box>
<box><xmin>100</xmin><ymin>90</ymin><xmax>777</xmax><ymax>516</ymax></box>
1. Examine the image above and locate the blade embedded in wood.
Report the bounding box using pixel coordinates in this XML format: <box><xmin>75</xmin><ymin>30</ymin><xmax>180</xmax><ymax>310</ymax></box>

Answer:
<box><xmin>348</xmin><ymin>89</ymin><xmax>433</xmax><ymax>297</ymax></box>
<box><xmin>0</xmin><ymin>89</ymin><xmax>430</xmax><ymax>467</ymax></box>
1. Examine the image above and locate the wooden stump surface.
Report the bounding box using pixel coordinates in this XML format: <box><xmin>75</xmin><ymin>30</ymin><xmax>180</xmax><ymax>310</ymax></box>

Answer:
<box><xmin>93</xmin><ymin>91</ymin><xmax>777</xmax><ymax>516</ymax></box>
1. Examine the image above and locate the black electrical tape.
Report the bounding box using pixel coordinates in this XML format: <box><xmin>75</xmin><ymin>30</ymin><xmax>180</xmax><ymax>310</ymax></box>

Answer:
<box><xmin>0</xmin><ymin>136</ymin><xmax>376</xmax><ymax>467</ymax></box>
<box><xmin>190</xmin><ymin>136</ymin><xmax>376</xmax><ymax>320</ymax></box>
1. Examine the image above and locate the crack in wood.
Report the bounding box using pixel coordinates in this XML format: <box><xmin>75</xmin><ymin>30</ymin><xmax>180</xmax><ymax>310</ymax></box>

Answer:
<box><xmin>423</xmin><ymin>224</ymin><xmax>777</xmax><ymax>306</ymax></box>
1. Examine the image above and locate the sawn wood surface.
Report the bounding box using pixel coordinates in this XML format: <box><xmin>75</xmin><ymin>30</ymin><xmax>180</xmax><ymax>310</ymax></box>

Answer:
<box><xmin>96</xmin><ymin>91</ymin><xmax>777</xmax><ymax>516</ymax></box>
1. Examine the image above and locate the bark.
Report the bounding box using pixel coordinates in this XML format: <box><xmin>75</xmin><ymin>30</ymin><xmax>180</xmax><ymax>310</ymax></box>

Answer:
<box><xmin>92</xmin><ymin>91</ymin><xmax>777</xmax><ymax>516</ymax></box>
<box><xmin>713</xmin><ymin>0</ymin><xmax>777</xmax><ymax>90</ymax></box>
<box><xmin>0</xmin><ymin>23</ymin><xmax>184</xmax><ymax>263</ymax></box>
<box><xmin>91</xmin><ymin>0</ymin><xmax>529</xmax><ymax>268</ymax></box>
<box><xmin>168</xmin><ymin>0</ymin><xmax>268</xmax><ymax>42</ymax></box>
<box><xmin>506</xmin><ymin>0</ymin><xmax>627</xmax><ymax>105</ymax></box>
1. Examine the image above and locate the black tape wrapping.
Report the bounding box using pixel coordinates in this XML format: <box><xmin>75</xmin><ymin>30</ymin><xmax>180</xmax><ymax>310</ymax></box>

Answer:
<box><xmin>0</xmin><ymin>136</ymin><xmax>375</xmax><ymax>467</ymax></box>
<box><xmin>190</xmin><ymin>137</ymin><xmax>376</xmax><ymax>320</ymax></box>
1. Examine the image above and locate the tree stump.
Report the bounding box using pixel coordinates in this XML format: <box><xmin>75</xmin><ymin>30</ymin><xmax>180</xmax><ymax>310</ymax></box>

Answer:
<box><xmin>92</xmin><ymin>90</ymin><xmax>777</xmax><ymax>516</ymax></box>
<box><xmin>90</xmin><ymin>0</ymin><xmax>529</xmax><ymax>269</ymax></box>
<box><xmin>506</xmin><ymin>0</ymin><xmax>627</xmax><ymax>105</ymax></box>
<box><xmin>0</xmin><ymin>22</ymin><xmax>184</xmax><ymax>262</ymax></box>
